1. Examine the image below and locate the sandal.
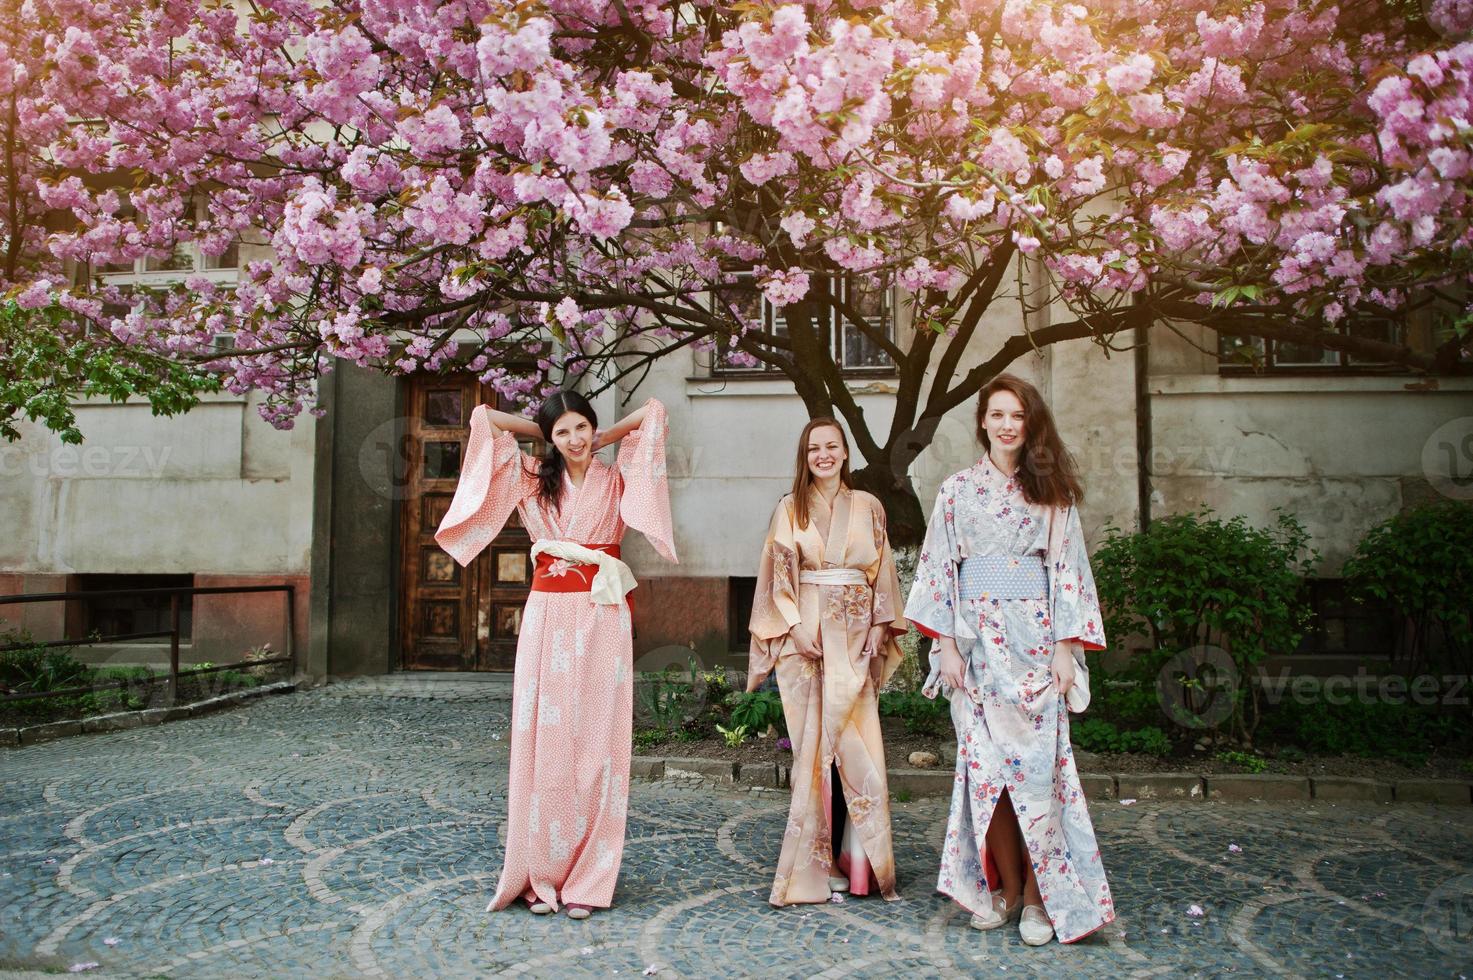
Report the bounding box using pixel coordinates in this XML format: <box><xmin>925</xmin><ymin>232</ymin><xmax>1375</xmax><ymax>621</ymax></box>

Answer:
<box><xmin>525</xmin><ymin>897</ymin><xmax>553</xmax><ymax>915</ymax></box>
<box><xmin>566</xmin><ymin>903</ymin><xmax>593</xmax><ymax>920</ymax></box>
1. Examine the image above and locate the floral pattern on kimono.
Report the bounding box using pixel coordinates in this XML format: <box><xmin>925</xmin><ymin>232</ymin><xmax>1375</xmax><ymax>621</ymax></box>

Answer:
<box><xmin>435</xmin><ymin>397</ymin><xmax>676</xmax><ymax>912</ymax></box>
<box><xmin>902</xmin><ymin>457</ymin><xmax>1114</xmax><ymax>943</ymax></box>
<box><xmin>748</xmin><ymin>487</ymin><xmax>907</xmax><ymax>906</ymax></box>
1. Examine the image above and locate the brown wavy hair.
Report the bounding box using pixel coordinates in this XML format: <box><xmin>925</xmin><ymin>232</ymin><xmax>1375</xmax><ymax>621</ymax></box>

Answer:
<box><xmin>791</xmin><ymin>416</ymin><xmax>853</xmax><ymax>530</ymax></box>
<box><xmin>975</xmin><ymin>373</ymin><xmax>1084</xmax><ymax>508</ymax></box>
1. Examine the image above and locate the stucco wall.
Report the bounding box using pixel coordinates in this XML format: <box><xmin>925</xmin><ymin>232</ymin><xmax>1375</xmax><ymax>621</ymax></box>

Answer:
<box><xmin>1147</xmin><ymin>327</ymin><xmax>1473</xmax><ymax>573</ymax></box>
<box><xmin>0</xmin><ymin>391</ymin><xmax>314</xmax><ymax>575</ymax></box>
<box><xmin>609</xmin><ymin>295</ymin><xmax>1139</xmax><ymax>587</ymax></box>
<box><xmin>0</xmin><ymin>390</ymin><xmax>315</xmax><ymax>659</ymax></box>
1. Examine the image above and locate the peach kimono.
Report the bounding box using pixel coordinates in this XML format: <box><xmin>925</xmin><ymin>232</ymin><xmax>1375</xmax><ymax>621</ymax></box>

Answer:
<box><xmin>747</xmin><ymin>486</ymin><xmax>907</xmax><ymax>906</ymax></box>
<box><xmin>435</xmin><ymin>397</ymin><xmax>676</xmax><ymax>912</ymax></box>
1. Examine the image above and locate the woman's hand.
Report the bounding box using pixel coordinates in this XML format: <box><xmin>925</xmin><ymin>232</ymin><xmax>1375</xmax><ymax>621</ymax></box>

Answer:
<box><xmin>595</xmin><ymin>403</ymin><xmax>650</xmax><ymax>451</ymax></box>
<box><xmin>1052</xmin><ymin>641</ymin><xmax>1078</xmax><ymax>698</ymax></box>
<box><xmin>862</xmin><ymin>624</ymin><xmax>889</xmax><ymax>661</ymax></box>
<box><xmin>790</xmin><ymin>623</ymin><xmax>823</xmax><ymax>660</ymax></box>
<box><xmin>938</xmin><ymin>636</ymin><xmax>966</xmax><ymax>689</ymax></box>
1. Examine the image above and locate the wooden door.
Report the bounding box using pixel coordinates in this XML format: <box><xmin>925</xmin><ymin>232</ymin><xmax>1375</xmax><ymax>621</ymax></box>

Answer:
<box><xmin>399</xmin><ymin>376</ymin><xmax>534</xmax><ymax>671</ymax></box>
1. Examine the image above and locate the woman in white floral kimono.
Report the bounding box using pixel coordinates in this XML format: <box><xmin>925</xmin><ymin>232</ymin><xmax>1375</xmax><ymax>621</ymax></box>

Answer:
<box><xmin>904</xmin><ymin>373</ymin><xmax>1114</xmax><ymax>946</ymax></box>
<box><xmin>748</xmin><ymin>417</ymin><xmax>907</xmax><ymax>906</ymax></box>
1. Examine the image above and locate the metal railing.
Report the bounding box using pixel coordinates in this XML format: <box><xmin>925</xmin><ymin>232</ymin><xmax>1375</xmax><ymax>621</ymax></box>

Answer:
<box><xmin>0</xmin><ymin>584</ymin><xmax>295</xmax><ymax>705</ymax></box>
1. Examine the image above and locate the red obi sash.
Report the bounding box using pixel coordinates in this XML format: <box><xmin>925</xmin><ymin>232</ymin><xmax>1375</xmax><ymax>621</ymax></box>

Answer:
<box><xmin>531</xmin><ymin>543</ymin><xmax>622</xmax><ymax>594</ymax></box>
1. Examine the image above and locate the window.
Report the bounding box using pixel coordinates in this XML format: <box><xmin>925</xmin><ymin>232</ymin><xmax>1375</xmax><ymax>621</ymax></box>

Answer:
<box><xmin>710</xmin><ymin>273</ymin><xmax>896</xmax><ymax>376</ymax></box>
<box><xmin>1218</xmin><ymin>317</ymin><xmax>1407</xmax><ymax>373</ymax></box>
<box><xmin>87</xmin><ymin>194</ymin><xmax>240</xmax><ymax>281</ymax></box>
<box><xmin>77</xmin><ymin>574</ymin><xmax>194</xmax><ymax>642</ymax></box>
<box><xmin>1293</xmin><ymin>579</ymin><xmax>1395</xmax><ymax>659</ymax></box>
<box><xmin>728</xmin><ymin>576</ymin><xmax>756</xmax><ymax>652</ymax></box>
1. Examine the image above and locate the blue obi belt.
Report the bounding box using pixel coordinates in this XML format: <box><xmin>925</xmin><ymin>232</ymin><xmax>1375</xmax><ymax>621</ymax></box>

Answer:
<box><xmin>958</xmin><ymin>554</ymin><xmax>1047</xmax><ymax>601</ymax></box>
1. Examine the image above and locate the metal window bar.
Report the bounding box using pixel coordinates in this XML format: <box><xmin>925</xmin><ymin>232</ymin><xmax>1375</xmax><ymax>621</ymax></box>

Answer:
<box><xmin>0</xmin><ymin>584</ymin><xmax>295</xmax><ymax>705</ymax></box>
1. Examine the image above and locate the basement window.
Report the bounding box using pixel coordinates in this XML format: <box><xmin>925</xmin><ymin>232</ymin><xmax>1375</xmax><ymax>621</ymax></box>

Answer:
<box><xmin>77</xmin><ymin>574</ymin><xmax>194</xmax><ymax>642</ymax></box>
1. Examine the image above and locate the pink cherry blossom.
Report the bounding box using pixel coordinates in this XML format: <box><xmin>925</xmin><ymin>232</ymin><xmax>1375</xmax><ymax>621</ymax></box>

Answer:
<box><xmin>1105</xmin><ymin>54</ymin><xmax>1155</xmax><ymax>95</ymax></box>
<box><xmin>761</xmin><ymin>267</ymin><xmax>811</xmax><ymax>306</ymax></box>
<box><xmin>0</xmin><ymin>0</ymin><xmax>1462</xmax><ymax>432</ymax></box>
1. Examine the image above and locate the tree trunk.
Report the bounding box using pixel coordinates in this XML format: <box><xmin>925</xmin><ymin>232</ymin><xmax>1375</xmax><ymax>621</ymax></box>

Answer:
<box><xmin>851</xmin><ymin>461</ymin><xmax>926</xmax><ymax>548</ymax></box>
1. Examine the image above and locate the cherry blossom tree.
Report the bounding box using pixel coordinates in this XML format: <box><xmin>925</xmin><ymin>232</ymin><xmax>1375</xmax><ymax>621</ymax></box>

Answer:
<box><xmin>6</xmin><ymin>0</ymin><xmax>1472</xmax><ymax>538</ymax></box>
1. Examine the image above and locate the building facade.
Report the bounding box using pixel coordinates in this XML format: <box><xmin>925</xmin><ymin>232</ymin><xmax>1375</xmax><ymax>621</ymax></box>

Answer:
<box><xmin>3</xmin><ymin>260</ymin><xmax>1470</xmax><ymax>678</ymax></box>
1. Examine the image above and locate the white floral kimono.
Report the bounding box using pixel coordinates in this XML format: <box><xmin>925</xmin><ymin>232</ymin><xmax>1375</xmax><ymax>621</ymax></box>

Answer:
<box><xmin>903</xmin><ymin>457</ymin><xmax>1115</xmax><ymax>943</ymax></box>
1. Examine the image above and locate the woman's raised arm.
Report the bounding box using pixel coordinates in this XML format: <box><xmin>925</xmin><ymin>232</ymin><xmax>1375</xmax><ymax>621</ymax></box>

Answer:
<box><xmin>482</xmin><ymin>407</ymin><xmax>542</xmax><ymax>440</ymax></box>
<box><xmin>593</xmin><ymin>402</ymin><xmax>649</xmax><ymax>450</ymax></box>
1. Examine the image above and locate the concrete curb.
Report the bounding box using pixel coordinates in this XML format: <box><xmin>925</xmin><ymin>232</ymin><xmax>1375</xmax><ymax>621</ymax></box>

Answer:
<box><xmin>6</xmin><ymin>681</ymin><xmax>298</xmax><ymax>747</ymax></box>
<box><xmin>632</xmin><ymin>756</ymin><xmax>1473</xmax><ymax>805</ymax></box>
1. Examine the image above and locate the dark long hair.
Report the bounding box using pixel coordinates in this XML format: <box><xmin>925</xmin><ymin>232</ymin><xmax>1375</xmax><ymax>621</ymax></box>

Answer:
<box><xmin>532</xmin><ymin>389</ymin><xmax>598</xmax><ymax>510</ymax></box>
<box><xmin>975</xmin><ymin>373</ymin><xmax>1084</xmax><ymax>508</ymax></box>
<box><xmin>790</xmin><ymin>416</ymin><xmax>853</xmax><ymax>530</ymax></box>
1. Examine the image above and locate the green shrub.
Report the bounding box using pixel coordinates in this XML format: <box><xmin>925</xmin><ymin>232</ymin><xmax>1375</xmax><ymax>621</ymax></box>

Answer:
<box><xmin>1071</xmin><ymin>718</ymin><xmax>1173</xmax><ymax>757</ymax></box>
<box><xmin>1087</xmin><ymin>677</ymin><xmax>1162</xmax><ymax>728</ymax></box>
<box><xmin>1261</xmin><ymin>696</ymin><xmax>1469</xmax><ymax>762</ymax></box>
<box><xmin>1215</xmin><ymin>749</ymin><xmax>1268</xmax><ymax>773</ymax></box>
<box><xmin>632</xmin><ymin>728</ymin><xmax>668</xmax><ymax>751</ymax></box>
<box><xmin>878</xmin><ymin>689</ymin><xmax>951</xmax><ymax>736</ymax></box>
<box><xmin>77</xmin><ymin>690</ymin><xmax>146</xmax><ymax>714</ymax></box>
<box><xmin>716</xmin><ymin>722</ymin><xmax>749</xmax><ymax>748</ymax></box>
<box><xmin>635</xmin><ymin>664</ymin><xmax>695</xmax><ymax>732</ymax></box>
<box><xmin>94</xmin><ymin>665</ymin><xmax>157</xmax><ymax>683</ymax></box>
<box><xmin>1093</xmin><ymin>509</ymin><xmax>1317</xmax><ymax>743</ymax></box>
<box><xmin>0</xmin><ymin>627</ymin><xmax>90</xmax><ymax>694</ymax></box>
<box><xmin>1342</xmin><ymin>501</ymin><xmax>1473</xmax><ymax>674</ymax></box>
<box><xmin>698</xmin><ymin>667</ymin><xmax>733</xmax><ymax>705</ymax></box>
<box><xmin>728</xmin><ymin>690</ymin><xmax>785</xmax><ymax>736</ymax></box>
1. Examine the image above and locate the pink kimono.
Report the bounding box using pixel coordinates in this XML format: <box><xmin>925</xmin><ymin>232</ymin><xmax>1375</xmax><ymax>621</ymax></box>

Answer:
<box><xmin>435</xmin><ymin>397</ymin><xmax>676</xmax><ymax>912</ymax></box>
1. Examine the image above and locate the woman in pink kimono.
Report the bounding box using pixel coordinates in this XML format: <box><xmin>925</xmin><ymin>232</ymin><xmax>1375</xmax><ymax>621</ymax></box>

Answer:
<box><xmin>904</xmin><ymin>373</ymin><xmax>1114</xmax><ymax>946</ymax></box>
<box><xmin>435</xmin><ymin>389</ymin><xmax>676</xmax><ymax>920</ymax></box>
<box><xmin>748</xmin><ymin>417</ymin><xmax>907</xmax><ymax>906</ymax></box>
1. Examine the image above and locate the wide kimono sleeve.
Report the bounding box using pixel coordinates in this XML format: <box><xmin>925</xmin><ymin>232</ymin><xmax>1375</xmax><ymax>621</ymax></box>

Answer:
<box><xmin>866</xmin><ymin>499</ymin><xmax>908</xmax><ymax>689</ymax></box>
<box><xmin>746</xmin><ymin>497</ymin><xmax>802</xmax><ymax>692</ymax></box>
<box><xmin>1048</xmin><ymin>504</ymin><xmax>1107</xmax><ymax>652</ymax></box>
<box><xmin>434</xmin><ymin>404</ymin><xmax>539</xmax><ymax>567</ymax></box>
<box><xmin>903</xmin><ymin>479</ymin><xmax>963</xmax><ymax>643</ymax></box>
<box><xmin>615</xmin><ymin>397</ymin><xmax>677</xmax><ymax>563</ymax></box>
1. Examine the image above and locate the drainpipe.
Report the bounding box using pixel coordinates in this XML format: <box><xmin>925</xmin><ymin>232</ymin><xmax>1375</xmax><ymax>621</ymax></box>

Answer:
<box><xmin>1134</xmin><ymin>312</ymin><xmax>1152</xmax><ymax>531</ymax></box>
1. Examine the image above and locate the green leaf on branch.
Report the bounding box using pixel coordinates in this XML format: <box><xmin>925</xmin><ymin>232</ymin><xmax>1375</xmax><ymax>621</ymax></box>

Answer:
<box><xmin>0</xmin><ymin>303</ymin><xmax>220</xmax><ymax>444</ymax></box>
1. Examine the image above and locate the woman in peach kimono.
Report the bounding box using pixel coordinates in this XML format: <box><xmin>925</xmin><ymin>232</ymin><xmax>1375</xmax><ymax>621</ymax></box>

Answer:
<box><xmin>435</xmin><ymin>389</ymin><xmax>676</xmax><ymax>920</ymax></box>
<box><xmin>748</xmin><ymin>417</ymin><xmax>907</xmax><ymax>907</ymax></box>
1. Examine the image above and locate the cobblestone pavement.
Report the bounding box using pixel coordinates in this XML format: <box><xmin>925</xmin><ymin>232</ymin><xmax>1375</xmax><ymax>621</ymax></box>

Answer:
<box><xmin>2</xmin><ymin>678</ymin><xmax>1472</xmax><ymax>978</ymax></box>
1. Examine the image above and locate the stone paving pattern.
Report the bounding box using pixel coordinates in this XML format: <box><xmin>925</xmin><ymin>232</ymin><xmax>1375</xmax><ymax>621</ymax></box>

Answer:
<box><xmin>2</xmin><ymin>678</ymin><xmax>1472</xmax><ymax>978</ymax></box>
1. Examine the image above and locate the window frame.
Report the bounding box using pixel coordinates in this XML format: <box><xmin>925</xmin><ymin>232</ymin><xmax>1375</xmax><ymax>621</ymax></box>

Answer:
<box><xmin>1216</xmin><ymin>314</ymin><xmax>1417</xmax><ymax>376</ymax></box>
<box><xmin>76</xmin><ymin>573</ymin><xmax>195</xmax><ymax>643</ymax></box>
<box><xmin>86</xmin><ymin>192</ymin><xmax>242</xmax><ymax>283</ymax></box>
<box><xmin>707</xmin><ymin>271</ymin><xmax>899</xmax><ymax>378</ymax></box>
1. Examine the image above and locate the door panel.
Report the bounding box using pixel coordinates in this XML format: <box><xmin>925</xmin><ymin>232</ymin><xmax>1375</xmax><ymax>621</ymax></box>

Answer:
<box><xmin>399</xmin><ymin>376</ymin><xmax>533</xmax><ymax>671</ymax></box>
